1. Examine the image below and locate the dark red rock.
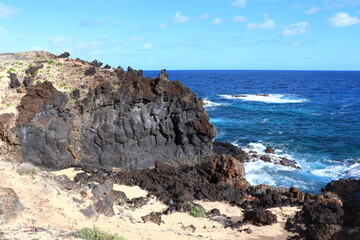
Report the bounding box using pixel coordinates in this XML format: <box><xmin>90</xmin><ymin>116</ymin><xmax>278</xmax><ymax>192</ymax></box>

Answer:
<box><xmin>9</xmin><ymin>73</ymin><xmax>21</xmax><ymax>88</ymax></box>
<box><xmin>199</xmin><ymin>154</ymin><xmax>249</xmax><ymax>189</ymax></box>
<box><xmin>286</xmin><ymin>179</ymin><xmax>360</xmax><ymax>240</ymax></box>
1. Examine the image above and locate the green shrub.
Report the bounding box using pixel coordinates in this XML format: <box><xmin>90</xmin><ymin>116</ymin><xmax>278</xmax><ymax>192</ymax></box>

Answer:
<box><xmin>56</xmin><ymin>62</ymin><xmax>63</xmax><ymax>66</ymax></box>
<box><xmin>7</xmin><ymin>68</ymin><xmax>15</xmax><ymax>74</ymax></box>
<box><xmin>185</xmin><ymin>202</ymin><xmax>206</xmax><ymax>218</ymax></box>
<box><xmin>48</xmin><ymin>60</ymin><xmax>55</xmax><ymax>64</ymax></box>
<box><xmin>71</xmin><ymin>227</ymin><xmax>126</xmax><ymax>240</ymax></box>
<box><xmin>18</xmin><ymin>166</ymin><xmax>41</xmax><ymax>175</ymax></box>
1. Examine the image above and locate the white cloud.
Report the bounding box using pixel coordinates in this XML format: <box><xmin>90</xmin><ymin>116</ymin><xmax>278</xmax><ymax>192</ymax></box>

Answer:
<box><xmin>199</xmin><ymin>13</ymin><xmax>210</xmax><ymax>20</ymax></box>
<box><xmin>305</xmin><ymin>6</ymin><xmax>320</xmax><ymax>15</ymax></box>
<box><xmin>51</xmin><ymin>37</ymin><xmax>70</xmax><ymax>48</ymax></box>
<box><xmin>0</xmin><ymin>26</ymin><xmax>5</xmax><ymax>35</ymax></box>
<box><xmin>142</xmin><ymin>43</ymin><xmax>153</xmax><ymax>50</ymax></box>
<box><xmin>159</xmin><ymin>23</ymin><xmax>168</xmax><ymax>29</ymax></box>
<box><xmin>212</xmin><ymin>18</ymin><xmax>223</xmax><ymax>24</ymax></box>
<box><xmin>246</xmin><ymin>14</ymin><xmax>275</xmax><ymax>29</ymax></box>
<box><xmin>329</xmin><ymin>12</ymin><xmax>360</xmax><ymax>27</ymax></box>
<box><xmin>232</xmin><ymin>0</ymin><xmax>246</xmax><ymax>7</ymax></box>
<box><xmin>0</xmin><ymin>3</ymin><xmax>19</xmax><ymax>18</ymax></box>
<box><xmin>283</xmin><ymin>22</ymin><xmax>309</xmax><ymax>36</ymax></box>
<box><xmin>233</xmin><ymin>15</ymin><xmax>247</xmax><ymax>22</ymax></box>
<box><xmin>173</xmin><ymin>11</ymin><xmax>190</xmax><ymax>23</ymax></box>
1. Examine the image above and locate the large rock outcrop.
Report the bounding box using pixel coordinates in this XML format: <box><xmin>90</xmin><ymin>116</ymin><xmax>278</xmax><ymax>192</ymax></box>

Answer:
<box><xmin>9</xmin><ymin>67</ymin><xmax>216</xmax><ymax>169</ymax></box>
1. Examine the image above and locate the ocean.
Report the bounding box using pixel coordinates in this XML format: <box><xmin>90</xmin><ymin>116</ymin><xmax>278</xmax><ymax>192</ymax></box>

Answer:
<box><xmin>144</xmin><ymin>70</ymin><xmax>360</xmax><ymax>193</ymax></box>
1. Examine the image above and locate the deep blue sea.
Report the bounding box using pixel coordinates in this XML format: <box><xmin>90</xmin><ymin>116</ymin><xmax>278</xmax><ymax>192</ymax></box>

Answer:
<box><xmin>145</xmin><ymin>70</ymin><xmax>360</xmax><ymax>193</ymax></box>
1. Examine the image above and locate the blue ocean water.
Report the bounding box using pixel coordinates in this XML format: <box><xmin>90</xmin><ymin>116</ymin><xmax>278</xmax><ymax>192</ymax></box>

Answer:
<box><xmin>145</xmin><ymin>70</ymin><xmax>360</xmax><ymax>193</ymax></box>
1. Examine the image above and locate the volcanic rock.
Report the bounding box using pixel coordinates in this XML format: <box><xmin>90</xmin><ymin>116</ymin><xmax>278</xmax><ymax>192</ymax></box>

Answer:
<box><xmin>9</xmin><ymin>73</ymin><xmax>21</xmax><ymax>89</ymax></box>
<box><xmin>7</xmin><ymin>59</ymin><xmax>216</xmax><ymax>170</ymax></box>
<box><xmin>141</xmin><ymin>211</ymin><xmax>162</xmax><ymax>225</ymax></box>
<box><xmin>243</xmin><ymin>208</ymin><xmax>277</xmax><ymax>226</ymax></box>
<box><xmin>57</xmin><ymin>52</ymin><xmax>70</xmax><ymax>58</ymax></box>
<box><xmin>265</xmin><ymin>146</ymin><xmax>275</xmax><ymax>154</ymax></box>
<box><xmin>286</xmin><ymin>179</ymin><xmax>360</xmax><ymax>240</ymax></box>
<box><xmin>0</xmin><ymin>188</ymin><xmax>23</xmax><ymax>224</ymax></box>
<box><xmin>199</xmin><ymin>154</ymin><xmax>248</xmax><ymax>188</ymax></box>
<box><xmin>213</xmin><ymin>142</ymin><xmax>249</xmax><ymax>162</ymax></box>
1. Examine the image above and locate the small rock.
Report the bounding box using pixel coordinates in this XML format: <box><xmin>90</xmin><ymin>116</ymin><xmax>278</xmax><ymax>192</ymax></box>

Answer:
<box><xmin>260</xmin><ymin>155</ymin><xmax>271</xmax><ymax>162</ymax></box>
<box><xmin>163</xmin><ymin>205</ymin><xmax>177</xmax><ymax>215</ymax></box>
<box><xmin>209</xmin><ymin>208</ymin><xmax>221</xmax><ymax>216</ymax></box>
<box><xmin>141</xmin><ymin>212</ymin><xmax>162</xmax><ymax>225</ymax></box>
<box><xmin>57</xmin><ymin>52</ymin><xmax>70</xmax><ymax>58</ymax></box>
<box><xmin>74</xmin><ymin>172</ymin><xmax>89</xmax><ymax>183</ymax></box>
<box><xmin>85</xmin><ymin>67</ymin><xmax>96</xmax><ymax>76</ymax></box>
<box><xmin>265</xmin><ymin>147</ymin><xmax>275</xmax><ymax>154</ymax></box>
<box><xmin>243</xmin><ymin>209</ymin><xmax>277</xmax><ymax>226</ymax></box>
<box><xmin>91</xmin><ymin>60</ymin><xmax>103</xmax><ymax>68</ymax></box>
<box><xmin>9</xmin><ymin>73</ymin><xmax>21</xmax><ymax>88</ymax></box>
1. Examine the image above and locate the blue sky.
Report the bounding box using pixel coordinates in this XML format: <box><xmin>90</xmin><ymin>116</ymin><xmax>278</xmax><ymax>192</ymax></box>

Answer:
<box><xmin>0</xmin><ymin>0</ymin><xmax>359</xmax><ymax>70</ymax></box>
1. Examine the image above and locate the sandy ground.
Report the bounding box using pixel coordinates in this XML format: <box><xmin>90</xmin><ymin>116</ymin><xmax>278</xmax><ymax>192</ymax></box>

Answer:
<box><xmin>0</xmin><ymin>156</ymin><xmax>300</xmax><ymax>240</ymax></box>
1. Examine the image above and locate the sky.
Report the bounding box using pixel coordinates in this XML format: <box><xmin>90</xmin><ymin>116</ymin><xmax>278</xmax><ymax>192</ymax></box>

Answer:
<box><xmin>0</xmin><ymin>0</ymin><xmax>360</xmax><ymax>70</ymax></box>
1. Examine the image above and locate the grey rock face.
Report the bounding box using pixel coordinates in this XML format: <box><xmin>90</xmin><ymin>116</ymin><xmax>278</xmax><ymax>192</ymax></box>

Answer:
<box><xmin>11</xmin><ymin>69</ymin><xmax>216</xmax><ymax>170</ymax></box>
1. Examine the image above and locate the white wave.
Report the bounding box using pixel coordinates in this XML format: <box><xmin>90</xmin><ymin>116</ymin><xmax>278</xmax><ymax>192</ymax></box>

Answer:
<box><xmin>202</xmin><ymin>98</ymin><xmax>223</xmax><ymax>108</ymax></box>
<box><xmin>234</xmin><ymin>142</ymin><xmax>301</xmax><ymax>168</ymax></box>
<box><xmin>345</xmin><ymin>163</ymin><xmax>360</xmax><ymax>180</ymax></box>
<box><xmin>219</xmin><ymin>94</ymin><xmax>307</xmax><ymax>103</ymax></box>
<box><xmin>311</xmin><ymin>162</ymin><xmax>360</xmax><ymax>180</ymax></box>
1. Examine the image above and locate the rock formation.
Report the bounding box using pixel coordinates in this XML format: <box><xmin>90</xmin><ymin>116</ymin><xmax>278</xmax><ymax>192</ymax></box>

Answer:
<box><xmin>1</xmin><ymin>53</ymin><xmax>216</xmax><ymax>170</ymax></box>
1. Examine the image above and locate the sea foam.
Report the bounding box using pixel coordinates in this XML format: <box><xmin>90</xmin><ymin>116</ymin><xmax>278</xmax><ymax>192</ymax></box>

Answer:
<box><xmin>219</xmin><ymin>94</ymin><xmax>307</xmax><ymax>103</ymax></box>
<box><xmin>203</xmin><ymin>98</ymin><xmax>223</xmax><ymax>109</ymax></box>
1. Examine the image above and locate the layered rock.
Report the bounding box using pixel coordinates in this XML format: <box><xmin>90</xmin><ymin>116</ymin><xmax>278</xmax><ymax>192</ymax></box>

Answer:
<box><xmin>5</xmin><ymin>63</ymin><xmax>216</xmax><ymax>169</ymax></box>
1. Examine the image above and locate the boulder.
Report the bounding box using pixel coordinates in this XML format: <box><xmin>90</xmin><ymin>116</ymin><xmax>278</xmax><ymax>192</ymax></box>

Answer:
<box><xmin>243</xmin><ymin>209</ymin><xmax>277</xmax><ymax>226</ymax></box>
<box><xmin>141</xmin><ymin>212</ymin><xmax>162</xmax><ymax>225</ymax></box>
<box><xmin>9</xmin><ymin>73</ymin><xmax>21</xmax><ymax>88</ymax></box>
<box><xmin>0</xmin><ymin>188</ymin><xmax>23</xmax><ymax>224</ymax></box>
<box><xmin>265</xmin><ymin>146</ymin><xmax>275</xmax><ymax>154</ymax></box>
<box><xmin>57</xmin><ymin>52</ymin><xmax>70</xmax><ymax>58</ymax></box>
<box><xmin>199</xmin><ymin>154</ymin><xmax>248</xmax><ymax>189</ymax></box>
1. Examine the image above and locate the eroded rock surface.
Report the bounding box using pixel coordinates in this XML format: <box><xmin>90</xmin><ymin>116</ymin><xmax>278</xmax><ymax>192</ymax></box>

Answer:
<box><xmin>286</xmin><ymin>179</ymin><xmax>360</xmax><ymax>240</ymax></box>
<box><xmin>7</xmin><ymin>64</ymin><xmax>216</xmax><ymax>170</ymax></box>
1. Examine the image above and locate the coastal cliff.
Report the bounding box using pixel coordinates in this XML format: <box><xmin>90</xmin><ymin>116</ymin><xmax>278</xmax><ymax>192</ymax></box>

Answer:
<box><xmin>0</xmin><ymin>51</ymin><xmax>216</xmax><ymax>169</ymax></box>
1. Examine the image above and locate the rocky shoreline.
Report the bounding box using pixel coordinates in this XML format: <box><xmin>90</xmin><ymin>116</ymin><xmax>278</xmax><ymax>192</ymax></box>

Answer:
<box><xmin>0</xmin><ymin>51</ymin><xmax>359</xmax><ymax>240</ymax></box>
